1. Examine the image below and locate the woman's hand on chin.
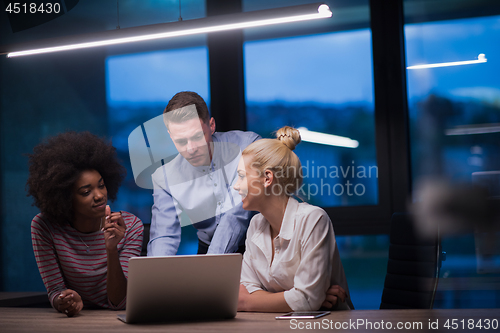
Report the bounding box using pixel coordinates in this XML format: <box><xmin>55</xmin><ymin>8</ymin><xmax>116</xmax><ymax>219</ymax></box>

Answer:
<box><xmin>54</xmin><ymin>289</ymin><xmax>83</xmax><ymax>317</ymax></box>
<box><xmin>102</xmin><ymin>206</ymin><xmax>126</xmax><ymax>251</ymax></box>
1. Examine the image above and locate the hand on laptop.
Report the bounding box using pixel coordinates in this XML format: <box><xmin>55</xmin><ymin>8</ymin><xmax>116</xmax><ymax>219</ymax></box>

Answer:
<box><xmin>55</xmin><ymin>289</ymin><xmax>83</xmax><ymax>317</ymax></box>
<box><xmin>102</xmin><ymin>205</ymin><xmax>126</xmax><ymax>251</ymax></box>
<box><xmin>322</xmin><ymin>285</ymin><xmax>347</xmax><ymax>309</ymax></box>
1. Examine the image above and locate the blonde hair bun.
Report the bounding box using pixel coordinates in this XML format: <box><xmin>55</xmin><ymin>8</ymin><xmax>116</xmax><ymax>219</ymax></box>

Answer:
<box><xmin>276</xmin><ymin>126</ymin><xmax>301</xmax><ymax>151</ymax></box>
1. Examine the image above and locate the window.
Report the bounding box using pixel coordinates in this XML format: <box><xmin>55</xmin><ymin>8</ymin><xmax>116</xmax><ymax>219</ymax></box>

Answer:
<box><xmin>404</xmin><ymin>0</ymin><xmax>500</xmax><ymax>308</ymax></box>
<box><xmin>106</xmin><ymin>47</ymin><xmax>210</xmax><ymax>254</ymax></box>
<box><xmin>405</xmin><ymin>15</ymin><xmax>500</xmax><ymax>184</ymax></box>
<box><xmin>244</xmin><ymin>0</ymin><xmax>388</xmax><ymax>309</ymax></box>
<box><xmin>337</xmin><ymin>235</ymin><xmax>389</xmax><ymax>309</ymax></box>
<box><xmin>244</xmin><ymin>30</ymin><xmax>377</xmax><ymax>207</ymax></box>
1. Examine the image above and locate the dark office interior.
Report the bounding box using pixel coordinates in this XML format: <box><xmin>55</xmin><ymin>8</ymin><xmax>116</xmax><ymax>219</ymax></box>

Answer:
<box><xmin>1</xmin><ymin>0</ymin><xmax>499</xmax><ymax>313</ymax></box>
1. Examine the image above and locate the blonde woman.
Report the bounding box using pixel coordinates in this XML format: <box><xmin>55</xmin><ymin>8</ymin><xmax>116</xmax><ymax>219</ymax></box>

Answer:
<box><xmin>234</xmin><ymin>126</ymin><xmax>353</xmax><ymax>312</ymax></box>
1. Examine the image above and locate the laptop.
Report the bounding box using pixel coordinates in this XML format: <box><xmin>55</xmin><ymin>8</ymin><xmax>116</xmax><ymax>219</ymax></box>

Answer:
<box><xmin>117</xmin><ymin>253</ymin><xmax>242</xmax><ymax>324</ymax></box>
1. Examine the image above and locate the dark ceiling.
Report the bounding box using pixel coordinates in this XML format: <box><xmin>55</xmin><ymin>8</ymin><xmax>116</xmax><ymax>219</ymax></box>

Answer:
<box><xmin>1</xmin><ymin>0</ymin><xmax>499</xmax><ymax>50</ymax></box>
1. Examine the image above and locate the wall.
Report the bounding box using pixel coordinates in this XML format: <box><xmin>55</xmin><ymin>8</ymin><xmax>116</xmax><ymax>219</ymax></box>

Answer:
<box><xmin>0</xmin><ymin>49</ymin><xmax>108</xmax><ymax>291</ymax></box>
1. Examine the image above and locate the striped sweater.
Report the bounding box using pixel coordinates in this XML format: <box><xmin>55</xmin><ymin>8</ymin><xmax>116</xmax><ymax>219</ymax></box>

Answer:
<box><xmin>31</xmin><ymin>212</ymin><xmax>143</xmax><ymax>310</ymax></box>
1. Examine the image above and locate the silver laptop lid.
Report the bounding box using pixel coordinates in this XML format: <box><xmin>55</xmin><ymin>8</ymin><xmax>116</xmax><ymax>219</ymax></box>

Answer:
<box><xmin>122</xmin><ymin>254</ymin><xmax>242</xmax><ymax>323</ymax></box>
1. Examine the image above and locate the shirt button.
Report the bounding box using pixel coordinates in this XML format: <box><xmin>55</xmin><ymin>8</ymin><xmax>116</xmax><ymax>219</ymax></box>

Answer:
<box><xmin>214</xmin><ymin>183</ymin><xmax>217</xmax><ymax>186</ymax></box>
<box><xmin>218</xmin><ymin>202</ymin><xmax>221</xmax><ymax>205</ymax></box>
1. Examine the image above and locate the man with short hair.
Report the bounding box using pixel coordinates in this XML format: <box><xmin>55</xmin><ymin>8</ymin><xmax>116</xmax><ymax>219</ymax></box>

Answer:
<box><xmin>147</xmin><ymin>91</ymin><xmax>261</xmax><ymax>255</ymax></box>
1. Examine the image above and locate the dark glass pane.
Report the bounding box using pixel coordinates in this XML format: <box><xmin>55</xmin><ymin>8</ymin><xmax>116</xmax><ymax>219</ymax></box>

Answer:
<box><xmin>244</xmin><ymin>30</ymin><xmax>377</xmax><ymax>207</ymax></box>
<box><xmin>106</xmin><ymin>47</ymin><xmax>210</xmax><ymax>254</ymax></box>
<box><xmin>338</xmin><ymin>235</ymin><xmax>389</xmax><ymax>310</ymax></box>
<box><xmin>404</xmin><ymin>0</ymin><xmax>500</xmax><ymax>308</ymax></box>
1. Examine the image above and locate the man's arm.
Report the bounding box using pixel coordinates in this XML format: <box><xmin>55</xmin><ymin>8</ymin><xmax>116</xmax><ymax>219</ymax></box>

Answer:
<box><xmin>207</xmin><ymin>203</ymin><xmax>256</xmax><ymax>254</ymax></box>
<box><xmin>147</xmin><ymin>172</ymin><xmax>182</xmax><ymax>256</ymax></box>
<box><xmin>206</xmin><ymin>131</ymin><xmax>261</xmax><ymax>254</ymax></box>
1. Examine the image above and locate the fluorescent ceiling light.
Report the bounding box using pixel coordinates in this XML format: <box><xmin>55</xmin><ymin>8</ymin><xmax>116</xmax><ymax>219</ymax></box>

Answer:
<box><xmin>298</xmin><ymin>127</ymin><xmax>359</xmax><ymax>148</ymax></box>
<box><xmin>407</xmin><ymin>54</ymin><xmax>487</xmax><ymax>69</ymax></box>
<box><xmin>1</xmin><ymin>3</ymin><xmax>331</xmax><ymax>58</ymax></box>
<box><xmin>446</xmin><ymin>123</ymin><xmax>500</xmax><ymax>136</ymax></box>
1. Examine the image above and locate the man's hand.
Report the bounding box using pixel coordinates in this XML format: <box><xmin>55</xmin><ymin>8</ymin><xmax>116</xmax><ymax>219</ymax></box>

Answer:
<box><xmin>102</xmin><ymin>205</ymin><xmax>126</xmax><ymax>251</ymax></box>
<box><xmin>54</xmin><ymin>289</ymin><xmax>83</xmax><ymax>317</ymax></box>
<box><xmin>322</xmin><ymin>285</ymin><xmax>347</xmax><ymax>309</ymax></box>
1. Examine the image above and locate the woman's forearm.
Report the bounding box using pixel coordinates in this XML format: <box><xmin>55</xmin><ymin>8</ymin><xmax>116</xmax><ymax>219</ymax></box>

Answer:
<box><xmin>106</xmin><ymin>248</ymin><xmax>127</xmax><ymax>307</ymax></box>
<box><xmin>241</xmin><ymin>290</ymin><xmax>292</xmax><ymax>313</ymax></box>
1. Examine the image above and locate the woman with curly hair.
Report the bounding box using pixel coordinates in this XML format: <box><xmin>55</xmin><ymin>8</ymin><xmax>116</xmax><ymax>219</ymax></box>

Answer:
<box><xmin>234</xmin><ymin>126</ymin><xmax>353</xmax><ymax>312</ymax></box>
<box><xmin>27</xmin><ymin>131</ymin><xmax>143</xmax><ymax>317</ymax></box>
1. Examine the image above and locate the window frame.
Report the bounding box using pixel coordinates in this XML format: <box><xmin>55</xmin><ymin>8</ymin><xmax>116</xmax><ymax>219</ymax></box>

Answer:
<box><xmin>206</xmin><ymin>0</ymin><xmax>410</xmax><ymax>235</ymax></box>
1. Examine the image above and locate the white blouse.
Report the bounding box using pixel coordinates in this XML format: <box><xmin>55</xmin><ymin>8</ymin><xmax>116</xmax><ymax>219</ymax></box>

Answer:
<box><xmin>241</xmin><ymin>197</ymin><xmax>352</xmax><ymax>311</ymax></box>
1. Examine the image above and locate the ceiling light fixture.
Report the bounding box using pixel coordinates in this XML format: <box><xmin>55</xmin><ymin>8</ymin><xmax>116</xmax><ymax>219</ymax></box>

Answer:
<box><xmin>1</xmin><ymin>3</ymin><xmax>332</xmax><ymax>58</ymax></box>
<box><xmin>298</xmin><ymin>127</ymin><xmax>359</xmax><ymax>148</ymax></box>
<box><xmin>445</xmin><ymin>123</ymin><xmax>500</xmax><ymax>136</ymax></box>
<box><xmin>407</xmin><ymin>53</ymin><xmax>487</xmax><ymax>69</ymax></box>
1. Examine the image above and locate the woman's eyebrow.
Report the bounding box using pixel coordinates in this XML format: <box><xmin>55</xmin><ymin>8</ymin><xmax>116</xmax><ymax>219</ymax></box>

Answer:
<box><xmin>77</xmin><ymin>184</ymin><xmax>91</xmax><ymax>191</ymax></box>
<box><xmin>78</xmin><ymin>178</ymin><xmax>104</xmax><ymax>190</ymax></box>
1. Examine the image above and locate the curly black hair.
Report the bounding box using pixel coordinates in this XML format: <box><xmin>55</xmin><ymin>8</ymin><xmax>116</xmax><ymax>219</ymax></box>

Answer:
<box><xmin>26</xmin><ymin>131</ymin><xmax>126</xmax><ymax>226</ymax></box>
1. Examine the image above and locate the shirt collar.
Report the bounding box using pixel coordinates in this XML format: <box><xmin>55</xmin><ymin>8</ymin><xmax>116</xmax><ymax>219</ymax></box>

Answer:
<box><xmin>278</xmin><ymin>197</ymin><xmax>299</xmax><ymax>240</ymax></box>
<box><xmin>249</xmin><ymin>197</ymin><xmax>298</xmax><ymax>265</ymax></box>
